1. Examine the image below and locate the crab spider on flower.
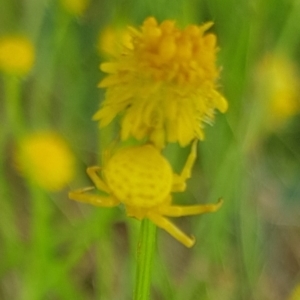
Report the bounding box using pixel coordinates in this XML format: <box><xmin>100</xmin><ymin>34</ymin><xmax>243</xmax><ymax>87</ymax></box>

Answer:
<box><xmin>69</xmin><ymin>140</ymin><xmax>222</xmax><ymax>247</ymax></box>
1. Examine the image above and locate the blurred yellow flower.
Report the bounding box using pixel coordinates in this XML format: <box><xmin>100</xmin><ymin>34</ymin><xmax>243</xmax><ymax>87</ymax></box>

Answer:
<box><xmin>289</xmin><ymin>283</ymin><xmax>300</xmax><ymax>300</ymax></box>
<box><xmin>94</xmin><ymin>17</ymin><xmax>227</xmax><ymax>148</ymax></box>
<box><xmin>0</xmin><ymin>35</ymin><xmax>35</xmax><ymax>75</ymax></box>
<box><xmin>60</xmin><ymin>0</ymin><xmax>89</xmax><ymax>16</ymax></box>
<box><xmin>15</xmin><ymin>131</ymin><xmax>76</xmax><ymax>191</ymax></box>
<box><xmin>257</xmin><ymin>54</ymin><xmax>300</xmax><ymax>127</ymax></box>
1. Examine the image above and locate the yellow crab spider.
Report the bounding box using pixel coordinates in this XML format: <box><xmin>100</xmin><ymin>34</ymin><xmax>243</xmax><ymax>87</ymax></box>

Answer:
<box><xmin>69</xmin><ymin>140</ymin><xmax>223</xmax><ymax>247</ymax></box>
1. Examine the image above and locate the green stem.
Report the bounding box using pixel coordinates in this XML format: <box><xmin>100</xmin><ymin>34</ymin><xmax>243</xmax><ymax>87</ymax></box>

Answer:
<box><xmin>133</xmin><ymin>219</ymin><xmax>157</xmax><ymax>300</ymax></box>
<box><xmin>0</xmin><ymin>127</ymin><xmax>21</xmax><ymax>275</ymax></box>
<box><xmin>22</xmin><ymin>183</ymin><xmax>53</xmax><ymax>300</ymax></box>
<box><xmin>4</xmin><ymin>75</ymin><xmax>25</xmax><ymax>137</ymax></box>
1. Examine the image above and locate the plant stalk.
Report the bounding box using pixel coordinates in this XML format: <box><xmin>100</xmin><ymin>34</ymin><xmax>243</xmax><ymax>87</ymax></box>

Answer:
<box><xmin>133</xmin><ymin>219</ymin><xmax>157</xmax><ymax>300</ymax></box>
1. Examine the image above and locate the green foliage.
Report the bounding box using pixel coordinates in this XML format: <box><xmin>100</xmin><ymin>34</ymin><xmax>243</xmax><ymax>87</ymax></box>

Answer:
<box><xmin>1</xmin><ymin>0</ymin><xmax>300</xmax><ymax>299</ymax></box>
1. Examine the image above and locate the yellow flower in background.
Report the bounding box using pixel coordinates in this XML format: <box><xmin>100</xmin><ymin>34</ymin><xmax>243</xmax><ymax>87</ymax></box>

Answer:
<box><xmin>15</xmin><ymin>131</ymin><xmax>76</xmax><ymax>191</ymax></box>
<box><xmin>60</xmin><ymin>0</ymin><xmax>90</xmax><ymax>16</ymax></box>
<box><xmin>94</xmin><ymin>17</ymin><xmax>227</xmax><ymax>148</ymax></box>
<box><xmin>0</xmin><ymin>35</ymin><xmax>35</xmax><ymax>75</ymax></box>
<box><xmin>257</xmin><ymin>54</ymin><xmax>300</xmax><ymax>127</ymax></box>
<box><xmin>289</xmin><ymin>283</ymin><xmax>300</xmax><ymax>300</ymax></box>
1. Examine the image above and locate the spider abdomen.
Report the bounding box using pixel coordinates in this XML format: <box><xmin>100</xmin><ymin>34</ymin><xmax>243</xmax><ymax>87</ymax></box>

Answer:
<box><xmin>104</xmin><ymin>144</ymin><xmax>173</xmax><ymax>208</ymax></box>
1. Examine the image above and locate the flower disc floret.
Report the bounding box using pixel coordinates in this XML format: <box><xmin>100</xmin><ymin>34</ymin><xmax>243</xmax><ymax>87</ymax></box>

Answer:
<box><xmin>104</xmin><ymin>144</ymin><xmax>173</xmax><ymax>208</ymax></box>
<box><xmin>94</xmin><ymin>17</ymin><xmax>227</xmax><ymax>148</ymax></box>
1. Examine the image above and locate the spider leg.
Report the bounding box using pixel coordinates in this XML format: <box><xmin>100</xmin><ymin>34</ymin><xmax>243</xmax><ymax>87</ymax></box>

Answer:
<box><xmin>147</xmin><ymin>212</ymin><xmax>195</xmax><ymax>248</ymax></box>
<box><xmin>158</xmin><ymin>198</ymin><xmax>223</xmax><ymax>217</ymax></box>
<box><xmin>86</xmin><ymin>166</ymin><xmax>110</xmax><ymax>193</ymax></box>
<box><xmin>172</xmin><ymin>140</ymin><xmax>197</xmax><ymax>192</ymax></box>
<box><xmin>69</xmin><ymin>187</ymin><xmax>119</xmax><ymax>207</ymax></box>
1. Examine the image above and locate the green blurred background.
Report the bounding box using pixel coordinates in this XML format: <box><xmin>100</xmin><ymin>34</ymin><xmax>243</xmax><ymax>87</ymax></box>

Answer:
<box><xmin>1</xmin><ymin>0</ymin><xmax>300</xmax><ymax>299</ymax></box>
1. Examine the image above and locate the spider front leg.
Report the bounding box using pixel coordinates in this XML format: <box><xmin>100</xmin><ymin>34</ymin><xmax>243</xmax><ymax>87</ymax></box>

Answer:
<box><xmin>172</xmin><ymin>139</ymin><xmax>197</xmax><ymax>192</ymax></box>
<box><xmin>147</xmin><ymin>212</ymin><xmax>196</xmax><ymax>248</ymax></box>
<box><xmin>68</xmin><ymin>187</ymin><xmax>120</xmax><ymax>207</ymax></box>
<box><xmin>86</xmin><ymin>166</ymin><xmax>110</xmax><ymax>193</ymax></box>
<box><xmin>69</xmin><ymin>165</ymin><xmax>119</xmax><ymax>207</ymax></box>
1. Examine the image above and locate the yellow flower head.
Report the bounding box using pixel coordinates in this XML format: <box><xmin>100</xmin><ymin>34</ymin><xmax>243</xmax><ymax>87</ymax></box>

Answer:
<box><xmin>0</xmin><ymin>35</ymin><xmax>35</xmax><ymax>75</ymax></box>
<box><xmin>15</xmin><ymin>131</ymin><xmax>76</xmax><ymax>191</ymax></box>
<box><xmin>289</xmin><ymin>283</ymin><xmax>300</xmax><ymax>300</ymax></box>
<box><xmin>257</xmin><ymin>54</ymin><xmax>300</xmax><ymax>127</ymax></box>
<box><xmin>94</xmin><ymin>17</ymin><xmax>227</xmax><ymax>148</ymax></box>
<box><xmin>60</xmin><ymin>0</ymin><xmax>90</xmax><ymax>16</ymax></box>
